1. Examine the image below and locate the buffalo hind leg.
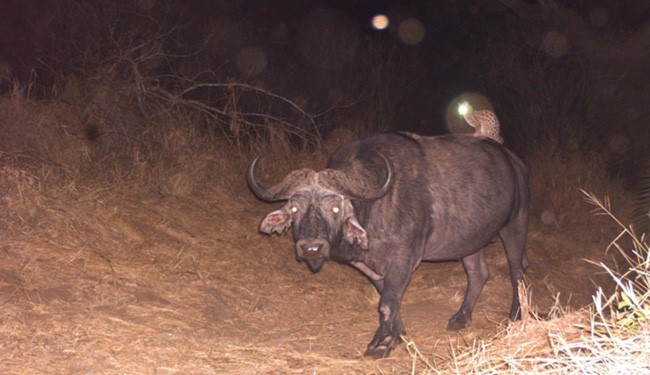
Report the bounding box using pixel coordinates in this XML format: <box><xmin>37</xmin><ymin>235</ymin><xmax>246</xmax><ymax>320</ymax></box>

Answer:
<box><xmin>447</xmin><ymin>249</ymin><xmax>490</xmax><ymax>330</ymax></box>
<box><xmin>364</xmin><ymin>265</ymin><xmax>411</xmax><ymax>358</ymax></box>
<box><xmin>499</xmin><ymin>211</ymin><xmax>528</xmax><ymax>321</ymax></box>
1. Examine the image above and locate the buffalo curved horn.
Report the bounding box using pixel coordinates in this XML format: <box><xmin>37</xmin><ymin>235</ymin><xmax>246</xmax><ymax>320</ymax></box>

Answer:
<box><xmin>247</xmin><ymin>158</ymin><xmax>316</xmax><ymax>202</ymax></box>
<box><xmin>320</xmin><ymin>153</ymin><xmax>393</xmax><ymax>200</ymax></box>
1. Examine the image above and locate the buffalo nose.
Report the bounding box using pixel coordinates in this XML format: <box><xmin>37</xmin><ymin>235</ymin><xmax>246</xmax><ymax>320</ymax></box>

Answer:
<box><xmin>301</xmin><ymin>243</ymin><xmax>323</xmax><ymax>253</ymax></box>
<box><xmin>296</xmin><ymin>239</ymin><xmax>329</xmax><ymax>260</ymax></box>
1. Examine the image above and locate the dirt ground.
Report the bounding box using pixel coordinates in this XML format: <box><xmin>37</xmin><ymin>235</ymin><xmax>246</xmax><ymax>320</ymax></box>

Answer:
<box><xmin>0</xmin><ymin>162</ymin><xmax>618</xmax><ymax>374</ymax></box>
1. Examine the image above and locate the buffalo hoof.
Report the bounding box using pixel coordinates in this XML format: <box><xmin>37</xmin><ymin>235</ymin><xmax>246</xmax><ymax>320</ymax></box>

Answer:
<box><xmin>364</xmin><ymin>345</ymin><xmax>392</xmax><ymax>359</ymax></box>
<box><xmin>446</xmin><ymin>312</ymin><xmax>471</xmax><ymax>331</ymax></box>
<box><xmin>509</xmin><ymin>308</ymin><xmax>522</xmax><ymax>321</ymax></box>
<box><xmin>364</xmin><ymin>335</ymin><xmax>402</xmax><ymax>359</ymax></box>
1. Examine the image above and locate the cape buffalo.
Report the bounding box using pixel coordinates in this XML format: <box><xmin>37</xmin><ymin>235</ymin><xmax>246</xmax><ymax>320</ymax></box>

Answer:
<box><xmin>248</xmin><ymin>132</ymin><xmax>529</xmax><ymax>358</ymax></box>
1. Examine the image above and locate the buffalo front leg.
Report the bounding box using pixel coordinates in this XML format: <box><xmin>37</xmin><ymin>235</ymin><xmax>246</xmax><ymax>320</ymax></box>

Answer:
<box><xmin>364</xmin><ymin>265</ymin><xmax>411</xmax><ymax>358</ymax></box>
<box><xmin>447</xmin><ymin>249</ymin><xmax>490</xmax><ymax>330</ymax></box>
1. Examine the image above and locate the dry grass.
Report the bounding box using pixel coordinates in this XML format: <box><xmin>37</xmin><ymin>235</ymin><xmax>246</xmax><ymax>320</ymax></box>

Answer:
<box><xmin>0</xmin><ymin>152</ymin><xmax>362</xmax><ymax>373</ymax></box>
<box><xmin>527</xmin><ymin>138</ymin><xmax>629</xmax><ymax>232</ymax></box>
<box><xmin>0</xmin><ymin>83</ymin><xmax>640</xmax><ymax>374</ymax></box>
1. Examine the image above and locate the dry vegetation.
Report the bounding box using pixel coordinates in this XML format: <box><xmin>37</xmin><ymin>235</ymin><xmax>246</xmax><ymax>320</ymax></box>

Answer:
<box><xmin>0</xmin><ymin>79</ymin><xmax>645</xmax><ymax>374</ymax></box>
<box><xmin>1</xmin><ymin>1</ymin><xmax>648</xmax><ymax>373</ymax></box>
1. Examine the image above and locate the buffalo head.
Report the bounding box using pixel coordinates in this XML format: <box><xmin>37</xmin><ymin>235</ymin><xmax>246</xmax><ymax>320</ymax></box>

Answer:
<box><xmin>248</xmin><ymin>156</ymin><xmax>392</xmax><ymax>272</ymax></box>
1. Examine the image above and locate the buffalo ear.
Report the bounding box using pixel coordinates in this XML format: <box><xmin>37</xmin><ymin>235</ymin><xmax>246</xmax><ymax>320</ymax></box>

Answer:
<box><xmin>343</xmin><ymin>216</ymin><xmax>369</xmax><ymax>250</ymax></box>
<box><xmin>260</xmin><ymin>209</ymin><xmax>292</xmax><ymax>235</ymax></box>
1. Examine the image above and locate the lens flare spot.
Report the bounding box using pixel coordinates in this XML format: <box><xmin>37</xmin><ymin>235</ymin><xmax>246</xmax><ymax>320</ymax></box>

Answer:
<box><xmin>371</xmin><ymin>14</ymin><xmax>389</xmax><ymax>30</ymax></box>
<box><xmin>398</xmin><ymin>18</ymin><xmax>425</xmax><ymax>45</ymax></box>
<box><xmin>236</xmin><ymin>47</ymin><xmax>267</xmax><ymax>76</ymax></box>
<box><xmin>541</xmin><ymin>210</ymin><xmax>557</xmax><ymax>226</ymax></box>
<box><xmin>542</xmin><ymin>31</ymin><xmax>570</xmax><ymax>58</ymax></box>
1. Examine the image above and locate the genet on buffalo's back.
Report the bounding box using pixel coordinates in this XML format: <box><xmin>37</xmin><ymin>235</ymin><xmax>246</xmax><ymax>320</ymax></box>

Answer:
<box><xmin>248</xmin><ymin>132</ymin><xmax>529</xmax><ymax>358</ymax></box>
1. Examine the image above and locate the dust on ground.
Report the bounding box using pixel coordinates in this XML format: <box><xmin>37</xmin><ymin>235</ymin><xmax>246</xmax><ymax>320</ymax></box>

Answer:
<box><xmin>0</xmin><ymin>161</ymin><xmax>617</xmax><ymax>374</ymax></box>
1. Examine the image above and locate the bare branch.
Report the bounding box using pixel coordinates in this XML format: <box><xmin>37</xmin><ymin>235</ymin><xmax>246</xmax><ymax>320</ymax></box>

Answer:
<box><xmin>177</xmin><ymin>83</ymin><xmax>316</xmax><ymax>123</ymax></box>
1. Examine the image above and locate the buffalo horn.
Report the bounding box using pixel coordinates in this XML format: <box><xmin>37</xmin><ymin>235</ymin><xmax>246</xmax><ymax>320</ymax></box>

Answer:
<box><xmin>320</xmin><ymin>154</ymin><xmax>393</xmax><ymax>200</ymax></box>
<box><xmin>247</xmin><ymin>158</ymin><xmax>316</xmax><ymax>201</ymax></box>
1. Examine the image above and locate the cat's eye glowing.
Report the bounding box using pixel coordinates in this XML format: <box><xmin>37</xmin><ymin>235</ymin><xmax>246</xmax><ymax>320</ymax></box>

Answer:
<box><xmin>458</xmin><ymin>102</ymin><xmax>470</xmax><ymax>116</ymax></box>
<box><xmin>332</xmin><ymin>207</ymin><xmax>340</xmax><ymax>214</ymax></box>
<box><xmin>291</xmin><ymin>206</ymin><xmax>298</xmax><ymax>213</ymax></box>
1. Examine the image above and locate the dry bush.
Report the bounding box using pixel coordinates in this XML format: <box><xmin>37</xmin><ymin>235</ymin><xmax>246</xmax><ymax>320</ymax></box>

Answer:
<box><xmin>586</xmin><ymin>192</ymin><xmax>650</xmax><ymax>336</ymax></box>
<box><xmin>1</xmin><ymin>73</ymin><xmax>331</xmax><ymax>200</ymax></box>
<box><xmin>463</xmin><ymin>13</ymin><xmax>647</xmax><ymax>185</ymax></box>
<box><xmin>461</xmin><ymin>18</ymin><xmax>591</xmax><ymax>155</ymax></box>
<box><xmin>19</xmin><ymin>1</ymin><xmax>324</xmax><ymax>154</ymax></box>
<box><xmin>633</xmin><ymin>167</ymin><xmax>650</xmax><ymax>236</ymax></box>
<box><xmin>526</xmin><ymin>137</ymin><xmax>629</xmax><ymax>231</ymax></box>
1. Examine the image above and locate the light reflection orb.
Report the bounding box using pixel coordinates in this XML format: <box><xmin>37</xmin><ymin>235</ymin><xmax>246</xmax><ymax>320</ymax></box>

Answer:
<box><xmin>398</xmin><ymin>18</ymin><xmax>425</xmax><ymax>45</ymax></box>
<box><xmin>458</xmin><ymin>102</ymin><xmax>470</xmax><ymax>116</ymax></box>
<box><xmin>371</xmin><ymin>14</ymin><xmax>389</xmax><ymax>30</ymax></box>
<box><xmin>542</xmin><ymin>31</ymin><xmax>570</xmax><ymax>57</ymax></box>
